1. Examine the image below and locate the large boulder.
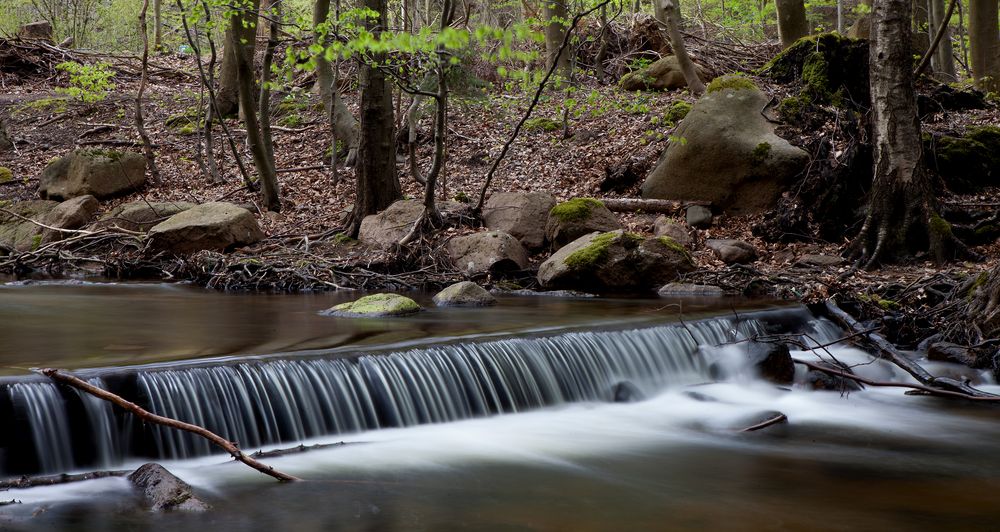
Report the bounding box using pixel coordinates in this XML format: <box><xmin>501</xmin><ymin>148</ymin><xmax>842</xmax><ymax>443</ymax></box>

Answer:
<box><xmin>0</xmin><ymin>200</ymin><xmax>58</xmax><ymax>252</ymax></box>
<box><xmin>545</xmin><ymin>198</ymin><xmax>622</xmax><ymax>250</ymax></box>
<box><xmin>448</xmin><ymin>231</ymin><xmax>529</xmax><ymax>275</ymax></box>
<box><xmin>95</xmin><ymin>201</ymin><xmax>196</xmax><ymax>232</ymax></box>
<box><xmin>358</xmin><ymin>199</ymin><xmax>464</xmax><ymax>248</ymax></box>
<box><xmin>482</xmin><ymin>192</ymin><xmax>556</xmax><ymax>250</ymax></box>
<box><xmin>148</xmin><ymin>202</ymin><xmax>264</xmax><ymax>254</ymax></box>
<box><xmin>433</xmin><ymin>281</ymin><xmax>497</xmax><ymax>307</ymax></box>
<box><xmin>40</xmin><ymin>195</ymin><xmax>99</xmax><ymax>244</ymax></box>
<box><xmin>538</xmin><ymin>230</ymin><xmax>695</xmax><ymax>292</ymax></box>
<box><xmin>38</xmin><ymin>149</ymin><xmax>147</xmax><ymax>201</ymax></box>
<box><xmin>641</xmin><ymin>88</ymin><xmax>809</xmax><ymax>214</ymax></box>
<box><xmin>128</xmin><ymin>463</ymin><xmax>210</xmax><ymax>512</ymax></box>
<box><xmin>652</xmin><ymin>216</ymin><xmax>692</xmax><ymax>247</ymax></box>
<box><xmin>619</xmin><ymin>56</ymin><xmax>708</xmax><ymax>91</ymax></box>
<box><xmin>322</xmin><ymin>293</ymin><xmax>421</xmax><ymax>317</ymax></box>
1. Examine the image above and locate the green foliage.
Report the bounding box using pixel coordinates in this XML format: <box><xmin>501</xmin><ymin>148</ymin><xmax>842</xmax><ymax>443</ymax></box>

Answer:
<box><xmin>550</xmin><ymin>198</ymin><xmax>604</xmax><ymax>222</ymax></box>
<box><xmin>523</xmin><ymin>117</ymin><xmax>561</xmax><ymax>132</ymax></box>
<box><xmin>453</xmin><ymin>191</ymin><xmax>471</xmax><ymax>203</ymax></box>
<box><xmin>55</xmin><ymin>61</ymin><xmax>116</xmax><ymax>103</ymax></box>
<box><xmin>777</xmin><ymin>95</ymin><xmax>808</xmax><ymax>122</ymax></box>
<box><xmin>706</xmin><ymin>74</ymin><xmax>758</xmax><ymax>93</ymax></box>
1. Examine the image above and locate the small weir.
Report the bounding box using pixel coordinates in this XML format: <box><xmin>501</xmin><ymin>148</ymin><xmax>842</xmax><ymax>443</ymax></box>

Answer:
<box><xmin>0</xmin><ymin>313</ymin><xmax>822</xmax><ymax>476</ymax></box>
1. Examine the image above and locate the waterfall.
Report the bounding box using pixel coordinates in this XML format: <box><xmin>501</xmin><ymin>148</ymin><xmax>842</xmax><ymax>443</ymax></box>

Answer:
<box><xmin>1</xmin><ymin>316</ymin><xmax>772</xmax><ymax>475</ymax></box>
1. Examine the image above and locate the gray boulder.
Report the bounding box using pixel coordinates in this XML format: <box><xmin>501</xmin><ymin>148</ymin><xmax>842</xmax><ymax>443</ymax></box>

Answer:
<box><xmin>641</xmin><ymin>88</ymin><xmax>809</xmax><ymax>214</ymax></box>
<box><xmin>433</xmin><ymin>281</ymin><xmax>497</xmax><ymax>307</ymax></box>
<box><xmin>685</xmin><ymin>205</ymin><xmax>713</xmax><ymax>228</ymax></box>
<box><xmin>148</xmin><ymin>202</ymin><xmax>264</xmax><ymax>254</ymax></box>
<box><xmin>40</xmin><ymin>195</ymin><xmax>99</xmax><ymax>244</ymax></box>
<box><xmin>746</xmin><ymin>342</ymin><xmax>794</xmax><ymax>384</ymax></box>
<box><xmin>652</xmin><ymin>216</ymin><xmax>692</xmax><ymax>247</ymax></box>
<box><xmin>707</xmin><ymin>239</ymin><xmax>758</xmax><ymax>264</ymax></box>
<box><xmin>619</xmin><ymin>56</ymin><xmax>708</xmax><ymax>91</ymax></box>
<box><xmin>358</xmin><ymin>199</ymin><xmax>464</xmax><ymax>248</ymax></box>
<box><xmin>322</xmin><ymin>293</ymin><xmax>422</xmax><ymax>317</ymax></box>
<box><xmin>0</xmin><ymin>200</ymin><xmax>58</xmax><ymax>251</ymax></box>
<box><xmin>128</xmin><ymin>463</ymin><xmax>210</xmax><ymax>512</ymax></box>
<box><xmin>95</xmin><ymin>201</ymin><xmax>195</xmax><ymax>232</ymax></box>
<box><xmin>448</xmin><ymin>231</ymin><xmax>529</xmax><ymax>275</ymax></box>
<box><xmin>538</xmin><ymin>230</ymin><xmax>695</xmax><ymax>292</ymax></box>
<box><xmin>545</xmin><ymin>198</ymin><xmax>622</xmax><ymax>250</ymax></box>
<box><xmin>39</xmin><ymin>149</ymin><xmax>146</xmax><ymax>201</ymax></box>
<box><xmin>482</xmin><ymin>192</ymin><xmax>556</xmax><ymax>250</ymax></box>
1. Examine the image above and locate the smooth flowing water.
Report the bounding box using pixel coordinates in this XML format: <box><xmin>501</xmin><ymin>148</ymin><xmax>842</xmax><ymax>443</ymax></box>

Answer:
<box><xmin>1</xmin><ymin>282</ymin><xmax>998</xmax><ymax>531</ymax></box>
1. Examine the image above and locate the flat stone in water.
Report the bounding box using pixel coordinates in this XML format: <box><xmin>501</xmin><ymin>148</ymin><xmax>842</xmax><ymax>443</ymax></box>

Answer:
<box><xmin>322</xmin><ymin>293</ymin><xmax>422</xmax><ymax>317</ymax></box>
<box><xmin>433</xmin><ymin>281</ymin><xmax>497</xmax><ymax>307</ymax></box>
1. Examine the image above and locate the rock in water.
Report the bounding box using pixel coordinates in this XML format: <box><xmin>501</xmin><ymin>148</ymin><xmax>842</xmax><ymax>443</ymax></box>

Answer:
<box><xmin>447</xmin><ymin>231</ymin><xmax>529</xmax><ymax>275</ymax></box>
<box><xmin>482</xmin><ymin>192</ymin><xmax>556</xmax><ymax>251</ymax></box>
<box><xmin>618</xmin><ymin>56</ymin><xmax>708</xmax><ymax>91</ymax></box>
<box><xmin>745</xmin><ymin>342</ymin><xmax>795</xmax><ymax>384</ymax></box>
<box><xmin>433</xmin><ymin>281</ymin><xmax>497</xmax><ymax>307</ymax></box>
<box><xmin>38</xmin><ymin>149</ymin><xmax>147</xmax><ymax>201</ymax></box>
<box><xmin>545</xmin><ymin>198</ymin><xmax>622</xmax><ymax>250</ymax></box>
<box><xmin>538</xmin><ymin>230</ymin><xmax>695</xmax><ymax>292</ymax></box>
<box><xmin>128</xmin><ymin>463</ymin><xmax>210</xmax><ymax>512</ymax></box>
<box><xmin>148</xmin><ymin>202</ymin><xmax>264</xmax><ymax>254</ymax></box>
<box><xmin>322</xmin><ymin>293</ymin><xmax>422</xmax><ymax>317</ymax></box>
<box><xmin>641</xmin><ymin>88</ymin><xmax>809</xmax><ymax>214</ymax></box>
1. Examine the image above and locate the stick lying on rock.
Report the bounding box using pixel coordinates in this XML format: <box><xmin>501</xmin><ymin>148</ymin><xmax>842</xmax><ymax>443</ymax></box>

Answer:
<box><xmin>36</xmin><ymin>368</ymin><xmax>301</xmax><ymax>482</ymax></box>
<box><xmin>0</xmin><ymin>470</ymin><xmax>130</xmax><ymax>490</ymax></box>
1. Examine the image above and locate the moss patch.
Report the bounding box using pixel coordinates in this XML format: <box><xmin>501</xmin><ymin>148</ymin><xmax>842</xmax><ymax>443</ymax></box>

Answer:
<box><xmin>706</xmin><ymin>74</ymin><xmax>758</xmax><ymax>93</ymax></box>
<box><xmin>550</xmin><ymin>198</ymin><xmax>604</xmax><ymax>223</ymax></box>
<box><xmin>751</xmin><ymin>142</ymin><xmax>772</xmax><ymax>165</ymax></box>
<box><xmin>761</xmin><ymin>32</ymin><xmax>869</xmax><ymax>109</ymax></box>
<box><xmin>926</xmin><ymin>134</ymin><xmax>994</xmax><ymax>192</ymax></box>
<box><xmin>79</xmin><ymin>148</ymin><xmax>125</xmax><ymax>162</ymax></box>
<box><xmin>523</xmin><ymin>117</ymin><xmax>561</xmax><ymax>132</ymax></box>
<box><xmin>327</xmin><ymin>293</ymin><xmax>421</xmax><ymax>317</ymax></box>
<box><xmin>14</xmin><ymin>97</ymin><xmax>68</xmax><ymax>116</ymax></box>
<box><xmin>664</xmin><ymin>100</ymin><xmax>692</xmax><ymax>126</ymax></box>
<box><xmin>565</xmin><ymin>231</ymin><xmax>642</xmax><ymax>269</ymax></box>
<box><xmin>929</xmin><ymin>213</ymin><xmax>953</xmax><ymax>238</ymax></box>
<box><xmin>0</xmin><ymin>167</ymin><xmax>12</xmax><ymax>183</ymax></box>
<box><xmin>658</xmin><ymin>236</ymin><xmax>686</xmax><ymax>254</ymax></box>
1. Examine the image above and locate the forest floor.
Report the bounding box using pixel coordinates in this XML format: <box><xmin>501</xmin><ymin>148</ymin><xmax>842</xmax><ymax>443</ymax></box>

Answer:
<box><xmin>2</xmin><ymin>38</ymin><xmax>1000</xmax><ymax>348</ymax></box>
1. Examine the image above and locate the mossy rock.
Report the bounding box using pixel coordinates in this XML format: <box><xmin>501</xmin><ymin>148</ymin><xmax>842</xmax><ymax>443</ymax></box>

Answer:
<box><xmin>550</xmin><ymin>198</ymin><xmax>605</xmax><ymax>223</ymax></box>
<box><xmin>523</xmin><ymin>117</ymin><xmax>561</xmax><ymax>132</ymax></box>
<box><xmin>925</xmin><ymin>133</ymin><xmax>996</xmax><ymax>192</ymax></box>
<box><xmin>546</xmin><ymin>198</ymin><xmax>622</xmax><ymax>249</ymax></box>
<box><xmin>322</xmin><ymin>293</ymin><xmax>422</xmax><ymax>317</ymax></box>
<box><xmin>761</xmin><ymin>33</ymin><xmax>869</xmax><ymax>109</ymax></box>
<box><xmin>0</xmin><ymin>167</ymin><xmax>12</xmax><ymax>183</ymax></box>
<box><xmin>664</xmin><ymin>100</ymin><xmax>692</xmax><ymax>126</ymax></box>
<box><xmin>706</xmin><ymin>74</ymin><xmax>758</xmax><ymax>94</ymax></box>
<box><xmin>165</xmin><ymin>108</ymin><xmax>202</xmax><ymax>131</ymax></box>
<box><xmin>619</xmin><ymin>56</ymin><xmax>709</xmax><ymax>92</ymax></box>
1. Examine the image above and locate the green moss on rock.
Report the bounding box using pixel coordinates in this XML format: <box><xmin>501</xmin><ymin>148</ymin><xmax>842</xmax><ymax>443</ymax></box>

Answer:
<box><xmin>565</xmin><ymin>231</ymin><xmax>642</xmax><ymax>269</ymax></box>
<box><xmin>761</xmin><ymin>32</ymin><xmax>868</xmax><ymax>109</ymax></box>
<box><xmin>523</xmin><ymin>117</ymin><xmax>561</xmax><ymax>132</ymax></box>
<box><xmin>706</xmin><ymin>74</ymin><xmax>758</xmax><ymax>93</ymax></box>
<box><xmin>929</xmin><ymin>213</ymin><xmax>952</xmax><ymax>238</ymax></box>
<box><xmin>0</xmin><ymin>167</ymin><xmax>12</xmax><ymax>183</ymax></box>
<box><xmin>664</xmin><ymin>100</ymin><xmax>692</xmax><ymax>126</ymax></box>
<box><xmin>326</xmin><ymin>293</ymin><xmax>421</xmax><ymax>317</ymax></box>
<box><xmin>658</xmin><ymin>235</ymin><xmax>686</xmax><ymax>254</ymax></box>
<box><xmin>751</xmin><ymin>142</ymin><xmax>772</xmax><ymax>165</ymax></box>
<box><xmin>550</xmin><ymin>198</ymin><xmax>605</xmax><ymax>223</ymax></box>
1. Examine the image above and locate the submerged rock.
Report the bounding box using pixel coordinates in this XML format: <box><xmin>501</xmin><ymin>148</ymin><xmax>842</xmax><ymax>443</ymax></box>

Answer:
<box><xmin>746</xmin><ymin>342</ymin><xmax>794</xmax><ymax>384</ymax></box>
<box><xmin>38</xmin><ymin>149</ymin><xmax>146</xmax><ymax>201</ymax></box>
<box><xmin>804</xmin><ymin>360</ymin><xmax>863</xmax><ymax>392</ymax></box>
<box><xmin>545</xmin><ymin>198</ymin><xmax>622</xmax><ymax>250</ymax></box>
<box><xmin>658</xmin><ymin>283</ymin><xmax>726</xmax><ymax>297</ymax></box>
<box><xmin>148</xmin><ymin>202</ymin><xmax>264</xmax><ymax>254</ymax></box>
<box><xmin>433</xmin><ymin>281</ymin><xmax>497</xmax><ymax>307</ymax></box>
<box><xmin>323</xmin><ymin>293</ymin><xmax>422</xmax><ymax>317</ymax></box>
<box><xmin>128</xmin><ymin>463</ymin><xmax>210</xmax><ymax>512</ymax></box>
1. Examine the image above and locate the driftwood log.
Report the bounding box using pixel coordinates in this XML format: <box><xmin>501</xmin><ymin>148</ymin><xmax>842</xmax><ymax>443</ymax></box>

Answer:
<box><xmin>601</xmin><ymin>198</ymin><xmax>711</xmax><ymax>215</ymax></box>
<box><xmin>37</xmin><ymin>368</ymin><xmax>301</xmax><ymax>482</ymax></box>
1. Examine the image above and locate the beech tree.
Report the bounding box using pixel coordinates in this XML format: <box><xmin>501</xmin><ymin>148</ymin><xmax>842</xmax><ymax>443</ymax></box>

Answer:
<box><xmin>217</xmin><ymin>0</ymin><xmax>259</xmax><ymax>117</ymax></box>
<box><xmin>969</xmin><ymin>0</ymin><xmax>1000</xmax><ymax>92</ymax></box>
<box><xmin>544</xmin><ymin>0</ymin><xmax>570</xmax><ymax>77</ymax></box>
<box><xmin>775</xmin><ymin>0</ymin><xmax>808</xmax><ymax>48</ymax></box>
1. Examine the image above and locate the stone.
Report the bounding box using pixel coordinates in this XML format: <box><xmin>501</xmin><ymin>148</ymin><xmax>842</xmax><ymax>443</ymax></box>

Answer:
<box><xmin>432</xmin><ymin>281</ymin><xmax>497</xmax><ymax>307</ymax></box>
<box><xmin>148</xmin><ymin>202</ymin><xmax>264</xmax><ymax>254</ymax></box>
<box><xmin>18</xmin><ymin>21</ymin><xmax>53</xmax><ymax>42</ymax></box>
<box><xmin>322</xmin><ymin>293</ymin><xmax>421</xmax><ymax>317</ymax></box>
<box><xmin>38</xmin><ymin>149</ymin><xmax>147</xmax><ymax>201</ymax></box>
<box><xmin>448</xmin><ymin>231</ymin><xmax>529</xmax><ymax>275</ymax></box>
<box><xmin>684</xmin><ymin>205</ymin><xmax>713</xmax><ymax>229</ymax></box>
<box><xmin>482</xmin><ymin>192</ymin><xmax>556</xmax><ymax>250</ymax></box>
<box><xmin>927</xmin><ymin>342</ymin><xmax>978</xmax><ymax>367</ymax></box>
<box><xmin>658</xmin><ymin>283</ymin><xmax>726</xmax><ymax>297</ymax></box>
<box><xmin>40</xmin><ymin>195</ymin><xmax>99</xmax><ymax>244</ymax></box>
<box><xmin>796</xmin><ymin>254</ymin><xmax>844</xmax><ymax>267</ymax></box>
<box><xmin>652</xmin><ymin>216</ymin><xmax>693</xmax><ymax>247</ymax></box>
<box><xmin>545</xmin><ymin>198</ymin><xmax>622</xmax><ymax>250</ymax></box>
<box><xmin>0</xmin><ymin>117</ymin><xmax>12</xmax><ymax>154</ymax></box>
<box><xmin>127</xmin><ymin>463</ymin><xmax>210</xmax><ymax>512</ymax></box>
<box><xmin>95</xmin><ymin>201</ymin><xmax>196</xmax><ymax>232</ymax></box>
<box><xmin>537</xmin><ymin>230</ymin><xmax>695</xmax><ymax>292</ymax></box>
<box><xmin>358</xmin><ymin>199</ymin><xmax>464</xmax><ymax>248</ymax></box>
<box><xmin>641</xmin><ymin>88</ymin><xmax>810</xmax><ymax>214</ymax></box>
<box><xmin>706</xmin><ymin>239</ymin><xmax>758</xmax><ymax>264</ymax></box>
<box><xmin>804</xmin><ymin>361</ymin><xmax>863</xmax><ymax>392</ymax></box>
<box><xmin>0</xmin><ymin>200</ymin><xmax>59</xmax><ymax>252</ymax></box>
<box><xmin>745</xmin><ymin>342</ymin><xmax>794</xmax><ymax>384</ymax></box>
<box><xmin>618</xmin><ymin>56</ymin><xmax>709</xmax><ymax>91</ymax></box>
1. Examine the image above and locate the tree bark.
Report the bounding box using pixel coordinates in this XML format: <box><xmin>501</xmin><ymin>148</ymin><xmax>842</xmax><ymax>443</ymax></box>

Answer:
<box><xmin>851</xmin><ymin>0</ymin><xmax>962</xmax><ymax>267</ymax></box>
<box><xmin>218</xmin><ymin>0</ymin><xmax>260</xmax><ymax>118</ymax></box>
<box><xmin>969</xmin><ymin>0</ymin><xmax>1000</xmax><ymax>92</ymax></box>
<box><xmin>775</xmin><ymin>0</ymin><xmax>808</xmax><ymax>49</ymax></box>
<box><xmin>314</xmin><ymin>0</ymin><xmax>360</xmax><ymax>171</ymax></box>
<box><xmin>543</xmin><ymin>0</ymin><xmax>571</xmax><ymax>78</ymax></box>
<box><xmin>662</xmin><ymin>0</ymin><xmax>705</xmax><ymax>95</ymax></box>
<box><xmin>927</xmin><ymin>0</ymin><xmax>956</xmax><ymax>80</ymax></box>
<box><xmin>153</xmin><ymin>0</ymin><xmax>163</xmax><ymax>50</ymax></box>
<box><xmin>136</xmin><ymin>0</ymin><xmax>159</xmax><ymax>184</ymax></box>
<box><xmin>346</xmin><ymin>0</ymin><xmax>401</xmax><ymax>236</ymax></box>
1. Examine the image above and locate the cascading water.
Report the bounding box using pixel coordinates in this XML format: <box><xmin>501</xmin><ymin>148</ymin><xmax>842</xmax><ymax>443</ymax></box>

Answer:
<box><xmin>0</xmin><ymin>316</ymin><xmax>765</xmax><ymax>475</ymax></box>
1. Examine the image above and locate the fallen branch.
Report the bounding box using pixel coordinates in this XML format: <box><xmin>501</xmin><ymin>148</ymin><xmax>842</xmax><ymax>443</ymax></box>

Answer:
<box><xmin>792</xmin><ymin>358</ymin><xmax>1000</xmax><ymax>402</ymax></box>
<box><xmin>37</xmin><ymin>368</ymin><xmax>301</xmax><ymax>482</ymax></box>
<box><xmin>739</xmin><ymin>412</ymin><xmax>788</xmax><ymax>432</ymax></box>
<box><xmin>0</xmin><ymin>470</ymin><xmax>130</xmax><ymax>490</ymax></box>
<box><xmin>251</xmin><ymin>440</ymin><xmax>360</xmax><ymax>459</ymax></box>
<box><xmin>602</xmin><ymin>198</ymin><xmax>710</xmax><ymax>215</ymax></box>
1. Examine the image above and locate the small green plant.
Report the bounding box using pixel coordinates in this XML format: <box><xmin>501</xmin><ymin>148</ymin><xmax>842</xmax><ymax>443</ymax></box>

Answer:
<box><xmin>664</xmin><ymin>100</ymin><xmax>692</xmax><ymax>126</ymax></box>
<box><xmin>453</xmin><ymin>191</ymin><xmax>471</xmax><ymax>203</ymax></box>
<box><xmin>55</xmin><ymin>61</ymin><xmax>116</xmax><ymax>103</ymax></box>
<box><xmin>626</xmin><ymin>56</ymin><xmax>654</xmax><ymax>72</ymax></box>
<box><xmin>523</xmin><ymin>117</ymin><xmax>561</xmax><ymax>132</ymax></box>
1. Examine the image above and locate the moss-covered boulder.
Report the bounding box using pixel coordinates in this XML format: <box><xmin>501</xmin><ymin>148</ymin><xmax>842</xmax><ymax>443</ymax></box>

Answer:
<box><xmin>641</xmin><ymin>88</ymin><xmax>809</xmax><ymax>214</ymax></box>
<box><xmin>148</xmin><ymin>202</ymin><xmax>264</xmax><ymax>254</ymax></box>
<box><xmin>322</xmin><ymin>293</ymin><xmax>422</xmax><ymax>317</ymax></box>
<box><xmin>537</xmin><ymin>230</ymin><xmax>695</xmax><ymax>292</ymax></box>
<box><xmin>448</xmin><ymin>230</ymin><xmax>530</xmax><ymax>275</ymax></box>
<box><xmin>925</xmin><ymin>126</ymin><xmax>1000</xmax><ymax>193</ymax></box>
<box><xmin>706</xmin><ymin>74</ymin><xmax>757</xmax><ymax>94</ymax></box>
<box><xmin>619</xmin><ymin>56</ymin><xmax>708</xmax><ymax>91</ymax></box>
<box><xmin>545</xmin><ymin>198</ymin><xmax>622</xmax><ymax>250</ymax></box>
<box><xmin>432</xmin><ymin>281</ymin><xmax>497</xmax><ymax>307</ymax></box>
<box><xmin>761</xmin><ymin>33</ymin><xmax>869</xmax><ymax>108</ymax></box>
<box><xmin>38</xmin><ymin>149</ymin><xmax>147</xmax><ymax>200</ymax></box>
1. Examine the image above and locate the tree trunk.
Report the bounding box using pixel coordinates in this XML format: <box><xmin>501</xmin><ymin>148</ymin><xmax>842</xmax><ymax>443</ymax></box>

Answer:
<box><xmin>927</xmin><ymin>0</ymin><xmax>956</xmax><ymax>80</ymax></box>
<box><xmin>346</xmin><ymin>0</ymin><xmax>401</xmax><ymax>236</ymax></box>
<box><xmin>662</xmin><ymin>0</ymin><xmax>705</xmax><ymax>95</ymax></box>
<box><xmin>218</xmin><ymin>0</ymin><xmax>260</xmax><ymax>118</ymax></box>
<box><xmin>851</xmin><ymin>0</ymin><xmax>961</xmax><ymax>267</ymax></box>
<box><xmin>153</xmin><ymin>0</ymin><xmax>163</xmax><ymax>50</ymax></box>
<box><xmin>912</xmin><ymin>0</ymin><xmax>930</xmax><ymax>52</ymax></box>
<box><xmin>543</xmin><ymin>0</ymin><xmax>570</xmax><ymax>78</ymax></box>
<box><xmin>314</xmin><ymin>0</ymin><xmax>360</xmax><ymax>169</ymax></box>
<box><xmin>775</xmin><ymin>0</ymin><xmax>808</xmax><ymax>48</ymax></box>
<box><xmin>136</xmin><ymin>0</ymin><xmax>159</xmax><ymax>184</ymax></box>
<box><xmin>231</xmin><ymin>4</ymin><xmax>281</xmax><ymax>212</ymax></box>
<box><xmin>969</xmin><ymin>0</ymin><xmax>1000</xmax><ymax>92</ymax></box>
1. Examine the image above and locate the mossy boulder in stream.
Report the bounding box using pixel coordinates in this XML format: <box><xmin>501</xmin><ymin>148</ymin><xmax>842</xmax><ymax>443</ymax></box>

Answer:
<box><xmin>323</xmin><ymin>293</ymin><xmax>422</xmax><ymax>317</ymax></box>
<box><xmin>545</xmin><ymin>198</ymin><xmax>622</xmax><ymax>250</ymax></box>
<box><xmin>538</xmin><ymin>230</ymin><xmax>695</xmax><ymax>292</ymax></box>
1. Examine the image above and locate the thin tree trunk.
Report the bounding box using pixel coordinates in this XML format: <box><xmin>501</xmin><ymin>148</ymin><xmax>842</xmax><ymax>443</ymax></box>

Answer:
<box><xmin>259</xmin><ymin>0</ymin><xmax>280</xmax><ymax>168</ymax></box>
<box><xmin>153</xmin><ymin>0</ymin><xmax>162</xmax><ymax>50</ymax></box>
<box><xmin>135</xmin><ymin>0</ymin><xmax>159</xmax><ymax>184</ymax></box>
<box><xmin>218</xmin><ymin>0</ymin><xmax>260</xmax><ymax>117</ymax></box>
<box><xmin>775</xmin><ymin>0</ymin><xmax>809</xmax><ymax>48</ymax></box>
<box><xmin>544</xmin><ymin>0</ymin><xmax>571</xmax><ymax>78</ymax></box>
<box><xmin>927</xmin><ymin>0</ymin><xmax>956</xmax><ymax>80</ymax></box>
<box><xmin>662</xmin><ymin>0</ymin><xmax>705</xmax><ymax>95</ymax></box>
<box><xmin>314</xmin><ymin>0</ymin><xmax>360</xmax><ymax>172</ymax></box>
<box><xmin>969</xmin><ymin>0</ymin><xmax>1000</xmax><ymax>92</ymax></box>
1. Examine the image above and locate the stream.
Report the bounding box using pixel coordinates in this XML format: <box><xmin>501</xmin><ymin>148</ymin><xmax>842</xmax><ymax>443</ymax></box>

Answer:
<box><xmin>1</xmin><ymin>282</ymin><xmax>998</xmax><ymax>530</ymax></box>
